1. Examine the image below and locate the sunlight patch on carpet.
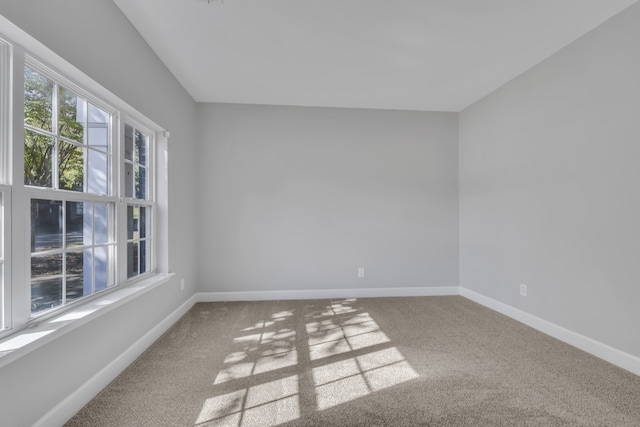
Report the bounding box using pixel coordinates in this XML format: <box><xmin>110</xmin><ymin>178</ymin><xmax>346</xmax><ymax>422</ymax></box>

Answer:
<box><xmin>197</xmin><ymin>375</ymin><xmax>300</xmax><ymax>426</ymax></box>
<box><xmin>207</xmin><ymin>299</ymin><xmax>419</xmax><ymax>423</ymax></box>
<box><xmin>312</xmin><ymin>347</ymin><xmax>419</xmax><ymax>410</ymax></box>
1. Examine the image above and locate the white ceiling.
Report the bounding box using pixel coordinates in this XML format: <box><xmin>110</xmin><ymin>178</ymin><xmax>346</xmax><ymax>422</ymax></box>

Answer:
<box><xmin>114</xmin><ymin>0</ymin><xmax>637</xmax><ymax>112</ymax></box>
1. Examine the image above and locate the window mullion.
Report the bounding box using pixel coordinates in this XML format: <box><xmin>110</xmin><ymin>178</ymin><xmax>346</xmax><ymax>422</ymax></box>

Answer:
<box><xmin>10</xmin><ymin>45</ymin><xmax>31</xmax><ymax>327</ymax></box>
<box><xmin>83</xmin><ymin>104</ymin><xmax>89</xmax><ymax>194</ymax></box>
<box><xmin>92</xmin><ymin>204</ymin><xmax>96</xmax><ymax>294</ymax></box>
<box><xmin>61</xmin><ymin>201</ymin><xmax>66</xmax><ymax>306</ymax></box>
<box><xmin>116</xmin><ymin>116</ymin><xmax>127</xmax><ymax>284</ymax></box>
<box><xmin>0</xmin><ymin>40</ymin><xmax>9</xmax><ymax>333</ymax></box>
<box><xmin>52</xmin><ymin>82</ymin><xmax>59</xmax><ymax>190</ymax></box>
<box><xmin>0</xmin><ymin>189</ymin><xmax>11</xmax><ymax>334</ymax></box>
<box><xmin>0</xmin><ymin>41</ymin><xmax>12</xmax><ymax>184</ymax></box>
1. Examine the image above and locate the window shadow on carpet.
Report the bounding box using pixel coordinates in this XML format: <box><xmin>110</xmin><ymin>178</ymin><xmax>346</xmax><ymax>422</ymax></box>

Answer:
<box><xmin>194</xmin><ymin>298</ymin><xmax>419</xmax><ymax>426</ymax></box>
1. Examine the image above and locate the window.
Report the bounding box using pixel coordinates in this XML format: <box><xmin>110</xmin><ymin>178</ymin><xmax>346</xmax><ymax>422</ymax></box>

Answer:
<box><xmin>29</xmin><ymin>199</ymin><xmax>116</xmax><ymax>313</ymax></box>
<box><xmin>24</xmin><ymin>65</ymin><xmax>112</xmax><ymax>194</ymax></box>
<box><xmin>124</xmin><ymin>125</ymin><xmax>154</xmax><ymax>279</ymax></box>
<box><xmin>0</xmin><ymin>25</ymin><xmax>167</xmax><ymax>336</ymax></box>
<box><xmin>24</xmin><ymin>63</ymin><xmax>119</xmax><ymax>315</ymax></box>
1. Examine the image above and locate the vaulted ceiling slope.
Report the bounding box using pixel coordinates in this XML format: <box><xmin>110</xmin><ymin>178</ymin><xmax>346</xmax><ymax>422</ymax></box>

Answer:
<box><xmin>114</xmin><ymin>0</ymin><xmax>637</xmax><ymax>112</ymax></box>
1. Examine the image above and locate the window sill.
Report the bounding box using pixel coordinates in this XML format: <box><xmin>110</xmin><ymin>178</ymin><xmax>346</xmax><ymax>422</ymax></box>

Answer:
<box><xmin>0</xmin><ymin>272</ymin><xmax>174</xmax><ymax>369</ymax></box>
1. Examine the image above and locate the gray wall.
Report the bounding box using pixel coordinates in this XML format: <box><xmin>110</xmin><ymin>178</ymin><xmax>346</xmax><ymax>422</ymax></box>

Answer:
<box><xmin>0</xmin><ymin>1</ymin><xmax>198</xmax><ymax>425</ymax></box>
<box><xmin>460</xmin><ymin>3</ymin><xmax>640</xmax><ymax>357</ymax></box>
<box><xmin>197</xmin><ymin>104</ymin><xmax>459</xmax><ymax>293</ymax></box>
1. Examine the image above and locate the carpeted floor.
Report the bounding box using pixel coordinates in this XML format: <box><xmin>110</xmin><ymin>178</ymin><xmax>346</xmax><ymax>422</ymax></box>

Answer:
<box><xmin>66</xmin><ymin>296</ymin><xmax>640</xmax><ymax>426</ymax></box>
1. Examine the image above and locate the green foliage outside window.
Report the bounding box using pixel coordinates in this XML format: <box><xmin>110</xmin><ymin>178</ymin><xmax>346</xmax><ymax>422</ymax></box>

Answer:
<box><xmin>24</xmin><ymin>67</ymin><xmax>84</xmax><ymax>191</ymax></box>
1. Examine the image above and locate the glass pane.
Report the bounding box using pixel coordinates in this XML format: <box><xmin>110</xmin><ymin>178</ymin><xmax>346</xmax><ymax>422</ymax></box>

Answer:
<box><xmin>125</xmin><ymin>162</ymin><xmax>134</xmax><ymax>198</ymax></box>
<box><xmin>66</xmin><ymin>250</ymin><xmax>88</xmax><ymax>302</ymax></box>
<box><xmin>24</xmin><ymin>129</ymin><xmax>54</xmax><ymax>187</ymax></box>
<box><xmin>140</xmin><ymin>206</ymin><xmax>147</xmax><ymax>239</ymax></box>
<box><xmin>135</xmin><ymin>165</ymin><xmax>147</xmax><ymax>199</ymax></box>
<box><xmin>140</xmin><ymin>239</ymin><xmax>148</xmax><ymax>274</ymax></box>
<box><xmin>58</xmin><ymin>86</ymin><xmax>86</xmax><ymax>143</ymax></box>
<box><xmin>135</xmin><ymin>130</ymin><xmax>148</xmax><ymax>166</ymax></box>
<box><xmin>88</xmin><ymin>149</ymin><xmax>108</xmax><ymax>195</ymax></box>
<box><xmin>24</xmin><ymin>66</ymin><xmax>53</xmax><ymax>132</ymax></box>
<box><xmin>31</xmin><ymin>254</ymin><xmax>62</xmax><ymax>314</ymax></box>
<box><xmin>94</xmin><ymin>246</ymin><xmax>108</xmax><ymax>291</ymax></box>
<box><xmin>66</xmin><ymin>201</ymin><xmax>90</xmax><ymax>247</ymax></box>
<box><xmin>127</xmin><ymin>241</ymin><xmax>139</xmax><ymax>278</ymax></box>
<box><xmin>31</xmin><ymin>199</ymin><xmax>62</xmax><ymax>252</ymax></box>
<box><xmin>59</xmin><ymin>141</ymin><xmax>84</xmax><ymax>191</ymax></box>
<box><xmin>124</xmin><ymin>124</ymin><xmax>134</xmax><ymax>161</ymax></box>
<box><xmin>94</xmin><ymin>203</ymin><xmax>109</xmax><ymax>244</ymax></box>
<box><xmin>87</xmin><ymin>104</ymin><xmax>109</xmax><ymax>149</ymax></box>
<box><xmin>127</xmin><ymin>205</ymin><xmax>138</xmax><ymax>240</ymax></box>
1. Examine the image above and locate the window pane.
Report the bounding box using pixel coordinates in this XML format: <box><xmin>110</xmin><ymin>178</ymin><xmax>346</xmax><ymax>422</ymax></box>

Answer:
<box><xmin>31</xmin><ymin>254</ymin><xmax>62</xmax><ymax>314</ymax></box>
<box><xmin>125</xmin><ymin>124</ymin><xmax>134</xmax><ymax>161</ymax></box>
<box><xmin>94</xmin><ymin>246</ymin><xmax>109</xmax><ymax>291</ymax></box>
<box><xmin>127</xmin><ymin>205</ymin><xmax>138</xmax><ymax>240</ymax></box>
<box><xmin>140</xmin><ymin>206</ymin><xmax>147</xmax><ymax>239</ymax></box>
<box><xmin>136</xmin><ymin>165</ymin><xmax>146</xmax><ymax>199</ymax></box>
<box><xmin>125</xmin><ymin>162</ymin><xmax>134</xmax><ymax>198</ymax></box>
<box><xmin>87</xmin><ymin>104</ymin><xmax>109</xmax><ymax>149</ymax></box>
<box><xmin>66</xmin><ymin>250</ymin><xmax>88</xmax><ymax>302</ymax></box>
<box><xmin>140</xmin><ymin>239</ymin><xmax>148</xmax><ymax>274</ymax></box>
<box><xmin>88</xmin><ymin>148</ymin><xmax>108</xmax><ymax>195</ymax></box>
<box><xmin>58</xmin><ymin>86</ymin><xmax>86</xmax><ymax>143</ymax></box>
<box><xmin>24</xmin><ymin>66</ymin><xmax>53</xmax><ymax>132</ymax></box>
<box><xmin>135</xmin><ymin>130</ymin><xmax>147</xmax><ymax>166</ymax></box>
<box><xmin>59</xmin><ymin>141</ymin><xmax>84</xmax><ymax>191</ymax></box>
<box><xmin>31</xmin><ymin>199</ymin><xmax>62</xmax><ymax>252</ymax></box>
<box><xmin>94</xmin><ymin>203</ymin><xmax>109</xmax><ymax>244</ymax></box>
<box><xmin>26</xmin><ymin>69</ymin><xmax>112</xmax><ymax>198</ymax></box>
<box><xmin>127</xmin><ymin>241</ymin><xmax>138</xmax><ymax>278</ymax></box>
<box><xmin>66</xmin><ymin>201</ymin><xmax>90</xmax><ymax>247</ymax></box>
<box><xmin>24</xmin><ymin>129</ymin><xmax>54</xmax><ymax>187</ymax></box>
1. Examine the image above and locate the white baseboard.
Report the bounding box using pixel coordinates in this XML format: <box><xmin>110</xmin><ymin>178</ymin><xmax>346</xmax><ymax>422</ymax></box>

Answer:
<box><xmin>196</xmin><ymin>286</ymin><xmax>459</xmax><ymax>302</ymax></box>
<box><xmin>460</xmin><ymin>287</ymin><xmax>640</xmax><ymax>377</ymax></box>
<box><xmin>34</xmin><ymin>294</ymin><xmax>198</xmax><ymax>427</ymax></box>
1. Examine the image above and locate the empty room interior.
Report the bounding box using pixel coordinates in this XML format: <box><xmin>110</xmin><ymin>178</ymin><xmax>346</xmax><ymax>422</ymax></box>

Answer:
<box><xmin>1</xmin><ymin>0</ymin><xmax>640</xmax><ymax>425</ymax></box>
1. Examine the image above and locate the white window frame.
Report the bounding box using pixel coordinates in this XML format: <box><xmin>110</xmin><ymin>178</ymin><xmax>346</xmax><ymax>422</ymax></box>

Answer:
<box><xmin>22</xmin><ymin>57</ymin><xmax>120</xmax><ymax>319</ymax></box>
<box><xmin>119</xmin><ymin>118</ymin><xmax>156</xmax><ymax>283</ymax></box>
<box><xmin>23</xmin><ymin>57</ymin><xmax>118</xmax><ymax>195</ymax></box>
<box><xmin>0</xmin><ymin>37</ymin><xmax>11</xmax><ymax>332</ymax></box>
<box><xmin>0</xmin><ymin>22</ymin><xmax>169</xmax><ymax>341</ymax></box>
<box><xmin>0</xmin><ymin>187</ymin><xmax>10</xmax><ymax>332</ymax></box>
<box><xmin>26</xmin><ymin>191</ymin><xmax>118</xmax><ymax>315</ymax></box>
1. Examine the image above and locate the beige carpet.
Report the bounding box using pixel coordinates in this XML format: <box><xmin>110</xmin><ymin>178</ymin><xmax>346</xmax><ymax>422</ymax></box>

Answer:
<box><xmin>66</xmin><ymin>296</ymin><xmax>640</xmax><ymax>426</ymax></box>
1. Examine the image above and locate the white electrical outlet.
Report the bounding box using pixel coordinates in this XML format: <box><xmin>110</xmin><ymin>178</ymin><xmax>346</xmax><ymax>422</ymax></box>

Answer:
<box><xmin>180</xmin><ymin>279</ymin><xmax>185</xmax><ymax>291</ymax></box>
<box><xmin>520</xmin><ymin>284</ymin><xmax>527</xmax><ymax>297</ymax></box>
<box><xmin>358</xmin><ymin>267</ymin><xmax>365</xmax><ymax>278</ymax></box>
